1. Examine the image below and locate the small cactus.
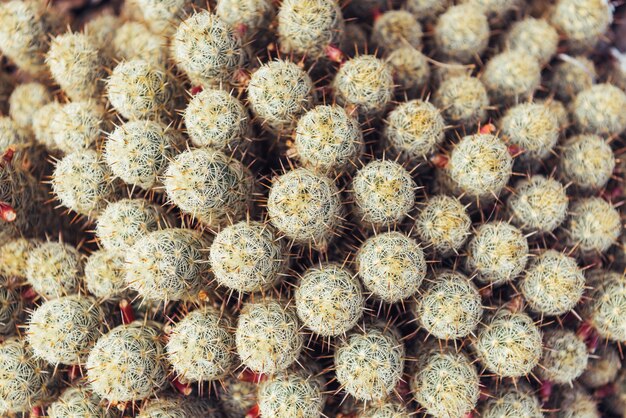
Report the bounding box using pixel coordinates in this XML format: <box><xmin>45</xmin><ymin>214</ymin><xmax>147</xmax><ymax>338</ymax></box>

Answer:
<box><xmin>415</xmin><ymin>194</ymin><xmax>471</xmax><ymax>255</ymax></box>
<box><xmin>480</xmin><ymin>384</ymin><xmax>542</xmax><ymax>418</ymax></box>
<box><xmin>50</xmin><ymin>101</ymin><xmax>108</xmax><ymax>154</ymax></box>
<box><xmin>579</xmin><ymin>344</ymin><xmax>621</xmax><ymax>388</ymax></box>
<box><xmin>405</xmin><ymin>0</ymin><xmax>451</xmax><ymax>21</ymax></box>
<box><xmin>0</xmin><ymin>237</ymin><xmax>40</xmax><ymax>279</ymax></box>
<box><xmin>434</xmin><ymin>4</ymin><xmax>489</xmax><ymax>63</ymax></box>
<box><xmin>47</xmin><ymin>385</ymin><xmax>113</xmax><ymax>418</ymax></box>
<box><xmin>481</xmin><ymin>51</ymin><xmax>541</xmax><ymax>104</ymax></box>
<box><xmin>258</xmin><ymin>370</ymin><xmax>325</xmax><ymax>418</ymax></box>
<box><xmin>500</xmin><ymin>102</ymin><xmax>559</xmax><ymax>162</ymax></box>
<box><xmin>358</xmin><ymin>399</ymin><xmax>410</xmax><ymax>418</ymax></box>
<box><xmin>112</xmin><ymin>21</ymin><xmax>168</xmax><ymax>68</ymax></box>
<box><xmin>84</xmin><ymin>249</ymin><xmax>127</xmax><ymax>300</ymax></box>
<box><xmin>555</xmin><ymin>387</ymin><xmax>600</xmax><ymax>418</ymax></box>
<box><xmin>564</xmin><ymin>197</ymin><xmax>621</xmax><ymax>254</ymax></box>
<box><xmin>385</xmin><ymin>47</ymin><xmax>431</xmax><ymax>99</ymax></box>
<box><xmin>137</xmin><ymin>396</ymin><xmax>219</xmax><ymax>418</ymax></box>
<box><xmin>538</xmin><ymin>329</ymin><xmax>588</xmax><ymax>384</ymax></box>
<box><xmin>586</xmin><ymin>270</ymin><xmax>626</xmax><ymax>342</ymax></box>
<box><xmin>216</xmin><ymin>0</ymin><xmax>275</xmax><ymax>38</ymax></box>
<box><xmin>558</xmin><ymin>134</ymin><xmax>615</xmax><ymax>191</ymax></box>
<box><xmin>371</xmin><ymin>10</ymin><xmax>423</xmax><ymax>53</ymax></box>
<box><xmin>219</xmin><ymin>375</ymin><xmax>258</xmax><ymax>417</ymax></box>
<box><xmin>433</xmin><ymin>74</ymin><xmax>489</xmax><ymax>126</ymax></box>
<box><xmin>8</xmin><ymin>82</ymin><xmax>52</xmax><ymax>131</ymax></box>
<box><xmin>26</xmin><ymin>241</ymin><xmax>84</xmax><ymax>300</ymax></box>
<box><xmin>507</xmin><ymin>175</ymin><xmax>569</xmax><ymax>233</ymax></box>
<box><xmin>135</xmin><ymin>0</ymin><xmax>198</xmax><ymax>36</ymax></box>
<box><xmin>549</xmin><ymin>0</ymin><xmax>613</xmax><ymax>52</ymax></box>
<box><xmin>572</xmin><ymin>83</ymin><xmax>626</xmax><ymax>136</ymax></box>
<box><xmin>549</xmin><ymin>55</ymin><xmax>596</xmax><ymax>102</ymax></box>
<box><xmin>504</xmin><ymin>18</ymin><xmax>558</xmax><ymax>65</ymax></box>
<box><xmin>32</xmin><ymin>102</ymin><xmax>62</xmax><ymax>150</ymax></box>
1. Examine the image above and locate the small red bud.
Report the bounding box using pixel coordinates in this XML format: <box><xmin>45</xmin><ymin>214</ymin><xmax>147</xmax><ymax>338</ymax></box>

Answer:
<box><xmin>119</xmin><ymin>299</ymin><xmax>135</xmax><ymax>325</ymax></box>
<box><xmin>245</xmin><ymin>404</ymin><xmax>260</xmax><ymax>418</ymax></box>
<box><xmin>0</xmin><ymin>202</ymin><xmax>16</xmax><ymax>222</ymax></box>
<box><xmin>430</xmin><ymin>154</ymin><xmax>449</xmax><ymax>168</ymax></box>
<box><xmin>325</xmin><ymin>44</ymin><xmax>344</xmax><ymax>64</ymax></box>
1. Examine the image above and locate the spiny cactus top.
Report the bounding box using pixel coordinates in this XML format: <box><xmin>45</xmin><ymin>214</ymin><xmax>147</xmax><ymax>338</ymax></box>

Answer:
<box><xmin>475</xmin><ymin>308</ymin><xmax>543</xmax><ymax>377</ymax></box>
<box><xmin>0</xmin><ymin>237</ymin><xmax>39</xmax><ymax>279</ymax></box>
<box><xmin>504</xmin><ymin>18</ymin><xmax>559</xmax><ymax>65</ymax></box>
<box><xmin>172</xmin><ymin>11</ymin><xmax>245</xmax><ymax>87</ymax></box>
<box><xmin>434</xmin><ymin>74</ymin><xmax>489</xmax><ymax>126</ymax></box>
<box><xmin>258</xmin><ymin>370</ymin><xmax>325</xmax><ymax>418</ymax></box>
<box><xmin>267</xmin><ymin>167</ymin><xmax>343</xmax><ymax>250</ymax></box>
<box><xmin>558</xmin><ymin>134</ymin><xmax>615</xmax><ymax>191</ymax></box>
<box><xmin>333</xmin><ymin>55</ymin><xmax>394</xmax><ymax>118</ymax></box>
<box><xmin>405</xmin><ymin>0</ymin><xmax>451</xmax><ymax>21</ymax></box>
<box><xmin>538</xmin><ymin>329</ymin><xmax>588</xmax><ymax>384</ymax></box>
<box><xmin>50</xmin><ymin>101</ymin><xmax>108</xmax><ymax>154</ymax></box>
<box><xmin>461</xmin><ymin>0</ymin><xmax>520</xmax><ymax>19</ymax></box>
<box><xmin>555</xmin><ymin>388</ymin><xmax>600</xmax><ymax>418</ymax></box>
<box><xmin>549</xmin><ymin>54</ymin><xmax>597</xmax><ymax>102</ymax></box>
<box><xmin>27</xmin><ymin>295</ymin><xmax>105</xmax><ymax>365</ymax></box>
<box><xmin>163</xmin><ymin>148</ymin><xmax>254</xmax><ymax>228</ymax></box>
<box><xmin>586</xmin><ymin>270</ymin><xmax>626</xmax><ymax>342</ymax></box>
<box><xmin>33</xmin><ymin>101</ymin><xmax>62</xmax><ymax>150</ymax></box>
<box><xmin>572</xmin><ymin>83</ymin><xmax>626</xmax><ymax>136</ymax></box>
<box><xmin>247</xmin><ymin>59</ymin><xmax>315</xmax><ymax>133</ymax></box>
<box><xmin>411</xmin><ymin>347</ymin><xmax>480</xmax><ymax>418</ymax></box>
<box><xmin>480</xmin><ymin>384</ymin><xmax>543</xmax><ymax>418</ymax></box>
<box><xmin>26</xmin><ymin>241</ymin><xmax>84</xmax><ymax>300</ymax></box>
<box><xmin>295</xmin><ymin>263</ymin><xmax>364</xmax><ymax>337</ymax></box>
<box><xmin>434</xmin><ymin>4</ymin><xmax>489</xmax><ymax>63</ymax></box>
<box><xmin>385</xmin><ymin>47</ymin><xmax>431</xmax><ymax>99</ymax></box>
<box><xmin>8</xmin><ymin>82</ymin><xmax>52</xmax><ymax>130</ymax></box>
<box><xmin>84</xmin><ymin>13</ymin><xmax>120</xmax><ymax>49</ymax></box>
<box><xmin>47</xmin><ymin>385</ymin><xmax>114</xmax><ymax>418</ymax></box>
<box><xmin>519</xmin><ymin>249</ymin><xmax>585</xmax><ymax>316</ymax></box>
<box><xmin>235</xmin><ymin>298</ymin><xmax>303</xmax><ymax>374</ymax></box>
<box><xmin>385</xmin><ymin>100</ymin><xmax>445</xmax><ymax>160</ymax></box>
<box><xmin>334</xmin><ymin>326</ymin><xmax>405</xmax><ymax>401</ymax></box>
<box><xmin>500</xmin><ymin>102</ymin><xmax>559</xmax><ymax>162</ymax></box>
<box><xmin>481</xmin><ymin>51</ymin><xmax>541</xmax><ymax>104</ymax></box>
<box><xmin>135</xmin><ymin>0</ymin><xmax>198</xmax><ymax>36</ymax></box>
<box><xmin>358</xmin><ymin>399</ymin><xmax>410</xmax><ymax>418</ymax></box>
<box><xmin>549</xmin><ymin>0</ymin><xmax>613</xmax><ymax>52</ymax></box>
<box><xmin>507</xmin><ymin>175</ymin><xmax>569</xmax><ymax>233</ymax></box>
<box><xmin>84</xmin><ymin>249</ymin><xmax>127</xmax><ymax>300</ymax></box>
<box><xmin>219</xmin><ymin>375</ymin><xmax>258</xmax><ymax>417</ymax></box>
<box><xmin>137</xmin><ymin>396</ymin><xmax>220</xmax><ymax>418</ymax></box>
<box><xmin>356</xmin><ymin>231</ymin><xmax>426</xmax><ymax>303</ymax></box>
<box><xmin>125</xmin><ymin>228</ymin><xmax>209</xmax><ymax>302</ymax></box>
<box><xmin>216</xmin><ymin>0</ymin><xmax>275</xmax><ymax>37</ymax></box>
<box><xmin>277</xmin><ymin>0</ymin><xmax>344</xmax><ymax>60</ymax></box>
<box><xmin>86</xmin><ymin>321</ymin><xmax>168</xmax><ymax>403</ymax></box>
<box><xmin>292</xmin><ymin>104</ymin><xmax>364</xmax><ymax>176</ymax></box>
<box><xmin>564</xmin><ymin>197</ymin><xmax>621</xmax><ymax>254</ymax></box>
<box><xmin>112</xmin><ymin>21</ymin><xmax>169</xmax><ymax>68</ymax></box>
<box><xmin>352</xmin><ymin>160</ymin><xmax>417</xmax><ymax>229</ymax></box>
<box><xmin>371</xmin><ymin>10</ymin><xmax>423</xmax><ymax>53</ymax></box>
<box><xmin>0</xmin><ymin>338</ymin><xmax>54</xmax><ymax>415</ymax></box>
<box><xmin>166</xmin><ymin>306</ymin><xmax>236</xmax><ymax>382</ymax></box>
<box><xmin>415</xmin><ymin>194</ymin><xmax>471</xmax><ymax>255</ymax></box>
<box><xmin>580</xmin><ymin>344</ymin><xmax>621</xmax><ymax>388</ymax></box>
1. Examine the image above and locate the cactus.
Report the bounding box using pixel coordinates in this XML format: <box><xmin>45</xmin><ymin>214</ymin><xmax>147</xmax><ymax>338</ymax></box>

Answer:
<box><xmin>579</xmin><ymin>344</ymin><xmax>621</xmax><ymax>388</ymax></box>
<box><xmin>549</xmin><ymin>0</ymin><xmax>613</xmax><ymax>52</ymax></box>
<box><xmin>84</xmin><ymin>249</ymin><xmax>127</xmax><ymax>300</ymax></box>
<box><xmin>371</xmin><ymin>10</ymin><xmax>423</xmax><ymax>53</ymax></box>
<box><xmin>467</xmin><ymin>221</ymin><xmax>529</xmax><ymax>286</ymax></box>
<box><xmin>277</xmin><ymin>0</ymin><xmax>344</xmax><ymax>60</ymax></box>
<box><xmin>357</xmin><ymin>399</ymin><xmax>410</xmax><ymax>418</ymax></box>
<box><xmin>27</xmin><ymin>295</ymin><xmax>105</xmax><ymax>365</ymax></box>
<box><xmin>50</xmin><ymin>101</ymin><xmax>108</xmax><ymax>154</ymax></box>
<box><xmin>385</xmin><ymin>100</ymin><xmax>445</xmax><ymax>161</ymax></box>
<box><xmin>333</xmin><ymin>55</ymin><xmax>395</xmax><ymax>118</ymax></box>
<box><xmin>258</xmin><ymin>370</ymin><xmax>325</xmax><ymax>418</ymax></box>
<box><xmin>555</xmin><ymin>387</ymin><xmax>600</xmax><ymax>418</ymax></box>
<box><xmin>216</xmin><ymin>0</ymin><xmax>275</xmax><ymax>38</ymax></box>
<box><xmin>137</xmin><ymin>396</ymin><xmax>219</xmax><ymax>418</ymax></box>
<box><xmin>586</xmin><ymin>270</ymin><xmax>626</xmax><ymax>342</ymax></box>
<box><xmin>105</xmin><ymin>120</ymin><xmax>183</xmax><ymax>190</ymax></box>
<box><xmin>47</xmin><ymin>32</ymin><xmax>109</xmax><ymax>101</ymax></box>
<box><xmin>500</xmin><ymin>102</ymin><xmax>559</xmax><ymax>162</ymax></box>
<box><xmin>461</xmin><ymin>0</ymin><xmax>521</xmax><ymax>20</ymax></box>
<box><xmin>0</xmin><ymin>116</ymin><xmax>32</xmax><ymax>155</ymax></box>
<box><xmin>572</xmin><ymin>83</ymin><xmax>626</xmax><ymax>136</ymax></box>
<box><xmin>385</xmin><ymin>47</ymin><xmax>431</xmax><ymax>99</ymax></box>
<box><xmin>235</xmin><ymin>298</ymin><xmax>303</xmax><ymax>374</ymax></box>
<box><xmin>172</xmin><ymin>11</ymin><xmax>245</xmax><ymax>88</ymax></box>
<box><xmin>334</xmin><ymin>325</ymin><xmax>405</xmax><ymax>401</ymax></box>
<box><xmin>564</xmin><ymin>197</ymin><xmax>621</xmax><ymax>254</ymax></box>
<box><xmin>0</xmin><ymin>338</ymin><xmax>54</xmax><ymax>415</ymax></box>
<box><xmin>434</xmin><ymin>4</ymin><xmax>489</xmax><ymax>63</ymax></box>
<box><xmin>86</xmin><ymin>321</ymin><xmax>168</xmax><ymax>403</ymax></box>
<box><xmin>267</xmin><ymin>167</ymin><xmax>343</xmax><ymax>250</ymax></box>
<box><xmin>415</xmin><ymin>194</ymin><xmax>471</xmax><ymax>255</ymax></box>
<box><xmin>163</xmin><ymin>148</ymin><xmax>254</xmax><ymax>229</ymax></box>
<box><xmin>558</xmin><ymin>134</ymin><xmax>615</xmax><ymax>191</ymax></box>
<box><xmin>112</xmin><ymin>21</ymin><xmax>169</xmax><ymax>68</ymax></box>
<box><xmin>47</xmin><ymin>385</ymin><xmax>113</xmax><ymax>418</ymax></box>
<box><xmin>32</xmin><ymin>101</ymin><xmax>62</xmax><ymax>150</ymax></box>
<box><xmin>356</xmin><ymin>231</ymin><xmax>426</xmax><ymax>303</ymax></box>
<box><xmin>352</xmin><ymin>160</ymin><xmax>417</xmax><ymax>229</ymax></box>
<box><xmin>125</xmin><ymin>228</ymin><xmax>209</xmax><ymax>302</ymax></box>
<box><xmin>0</xmin><ymin>237</ymin><xmax>39</xmax><ymax>279</ymax></box>
<box><xmin>507</xmin><ymin>175</ymin><xmax>569</xmax><ymax>233</ymax></box>
<box><xmin>8</xmin><ymin>82</ymin><xmax>52</xmax><ymax>131</ymax></box>
<box><xmin>247</xmin><ymin>59</ymin><xmax>315</xmax><ymax>133</ymax></box>
<box><xmin>405</xmin><ymin>0</ymin><xmax>450</xmax><ymax>21</ymax></box>
<box><xmin>549</xmin><ymin>55</ymin><xmax>596</xmax><ymax>102</ymax></box>
<box><xmin>52</xmin><ymin>149</ymin><xmax>119</xmax><ymax>218</ymax></box>
<box><xmin>505</xmin><ymin>18</ymin><xmax>558</xmax><ymax>65</ymax></box>
<box><xmin>480</xmin><ymin>384</ymin><xmax>542</xmax><ymax>418</ymax></box>
<box><xmin>538</xmin><ymin>329</ymin><xmax>588</xmax><ymax>384</ymax></box>
<box><xmin>433</xmin><ymin>74</ymin><xmax>489</xmax><ymax>126</ymax></box>
<box><xmin>295</xmin><ymin>263</ymin><xmax>364</xmax><ymax>336</ymax></box>
<box><xmin>415</xmin><ymin>270</ymin><xmax>483</xmax><ymax>340</ymax></box>
<box><xmin>412</xmin><ymin>346</ymin><xmax>480</xmax><ymax>418</ymax></box>
<box><xmin>166</xmin><ymin>306</ymin><xmax>235</xmax><ymax>382</ymax></box>
<box><xmin>482</xmin><ymin>51</ymin><xmax>541</xmax><ymax>104</ymax></box>
<box><xmin>292</xmin><ymin>105</ymin><xmax>364</xmax><ymax>176</ymax></box>
<box><xmin>26</xmin><ymin>241</ymin><xmax>84</xmax><ymax>300</ymax></box>
<box><xmin>83</xmin><ymin>13</ymin><xmax>121</xmax><ymax>51</ymax></box>
<box><xmin>475</xmin><ymin>308</ymin><xmax>543</xmax><ymax>377</ymax></box>
<box><xmin>219</xmin><ymin>375</ymin><xmax>258</xmax><ymax>417</ymax></box>
<box><xmin>184</xmin><ymin>88</ymin><xmax>250</xmax><ymax>153</ymax></box>
<box><xmin>135</xmin><ymin>0</ymin><xmax>198</xmax><ymax>36</ymax></box>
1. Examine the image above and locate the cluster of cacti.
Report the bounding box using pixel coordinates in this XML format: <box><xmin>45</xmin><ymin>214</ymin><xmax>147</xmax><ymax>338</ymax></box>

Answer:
<box><xmin>1</xmin><ymin>0</ymin><xmax>626</xmax><ymax>416</ymax></box>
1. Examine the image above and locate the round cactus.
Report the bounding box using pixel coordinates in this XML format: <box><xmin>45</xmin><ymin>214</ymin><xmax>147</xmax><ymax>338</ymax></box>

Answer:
<box><xmin>50</xmin><ymin>101</ymin><xmax>108</xmax><ymax>154</ymax></box>
<box><xmin>335</xmin><ymin>326</ymin><xmax>405</xmax><ymax>401</ymax></box>
<box><xmin>475</xmin><ymin>308</ymin><xmax>543</xmax><ymax>377</ymax></box>
<box><xmin>507</xmin><ymin>175</ymin><xmax>569</xmax><ymax>233</ymax></box>
<box><xmin>500</xmin><ymin>102</ymin><xmax>559</xmax><ymax>162</ymax></box>
<box><xmin>172</xmin><ymin>11</ymin><xmax>245</xmax><ymax>87</ymax></box>
<box><xmin>572</xmin><ymin>83</ymin><xmax>626</xmax><ymax>136</ymax></box>
<box><xmin>333</xmin><ymin>55</ymin><xmax>394</xmax><ymax>118</ymax></box>
<box><xmin>86</xmin><ymin>321</ymin><xmax>168</xmax><ymax>403</ymax></box>
<box><xmin>27</xmin><ymin>295</ymin><xmax>105</xmax><ymax>365</ymax></box>
<box><xmin>579</xmin><ymin>344</ymin><xmax>621</xmax><ymax>388</ymax></box>
<box><xmin>52</xmin><ymin>149</ymin><xmax>118</xmax><ymax>218</ymax></box>
<box><xmin>480</xmin><ymin>384</ymin><xmax>542</xmax><ymax>418</ymax></box>
<box><xmin>164</xmin><ymin>148</ymin><xmax>254</xmax><ymax>228</ymax></box>
<box><xmin>371</xmin><ymin>10</ymin><xmax>423</xmax><ymax>53</ymax></box>
<box><xmin>235</xmin><ymin>298</ymin><xmax>303</xmax><ymax>374</ymax></box>
<box><xmin>247</xmin><ymin>59</ymin><xmax>315</xmax><ymax>133</ymax></box>
<box><xmin>385</xmin><ymin>100</ymin><xmax>445</xmax><ymax>161</ymax></box>
<box><xmin>83</xmin><ymin>13</ymin><xmax>120</xmax><ymax>50</ymax></box>
<box><xmin>467</xmin><ymin>221</ymin><xmax>529</xmax><ymax>286</ymax></box>
<box><xmin>137</xmin><ymin>396</ymin><xmax>219</xmax><ymax>418</ymax></box>
<box><xmin>47</xmin><ymin>32</ymin><xmax>108</xmax><ymax>101</ymax></box>
<box><xmin>558</xmin><ymin>134</ymin><xmax>615</xmax><ymax>191</ymax></box>
<box><xmin>415</xmin><ymin>270</ymin><xmax>483</xmax><ymax>340</ymax></box>
<box><xmin>538</xmin><ymin>329</ymin><xmax>588</xmax><ymax>384</ymax></box>
<box><xmin>277</xmin><ymin>0</ymin><xmax>344</xmax><ymax>60</ymax></box>
<box><xmin>549</xmin><ymin>0</ymin><xmax>613</xmax><ymax>52</ymax></box>
<box><xmin>267</xmin><ymin>167</ymin><xmax>342</xmax><ymax>249</ymax></box>
<box><xmin>135</xmin><ymin>0</ymin><xmax>198</xmax><ymax>36</ymax></box>
<box><xmin>461</xmin><ymin>0</ymin><xmax>520</xmax><ymax>20</ymax></box>
<box><xmin>84</xmin><ymin>249</ymin><xmax>127</xmax><ymax>300</ymax></box>
<box><xmin>434</xmin><ymin>4</ymin><xmax>489</xmax><ymax>63</ymax></box>
<box><xmin>564</xmin><ymin>197</ymin><xmax>621</xmax><ymax>254</ymax></box>
<box><xmin>125</xmin><ymin>228</ymin><xmax>209</xmax><ymax>302</ymax></box>
<box><xmin>107</xmin><ymin>59</ymin><xmax>179</xmax><ymax>121</ymax></box>
<box><xmin>184</xmin><ymin>88</ymin><xmax>250</xmax><ymax>153</ymax></box>
<box><xmin>258</xmin><ymin>370</ymin><xmax>325</xmax><ymax>418</ymax></box>
<box><xmin>352</xmin><ymin>160</ymin><xmax>417</xmax><ymax>229</ymax></box>
<box><xmin>166</xmin><ymin>306</ymin><xmax>235</xmax><ymax>382</ymax></box>
<box><xmin>0</xmin><ymin>117</ymin><xmax>31</xmax><ymax>155</ymax></box>
<box><xmin>549</xmin><ymin>54</ymin><xmax>596</xmax><ymax>102</ymax></box>
<box><xmin>219</xmin><ymin>375</ymin><xmax>258</xmax><ymax>417</ymax></box>
<box><xmin>433</xmin><ymin>74</ymin><xmax>489</xmax><ymax>126</ymax></box>
<box><xmin>112</xmin><ymin>21</ymin><xmax>168</xmax><ymax>68</ymax></box>
<box><xmin>385</xmin><ymin>47</ymin><xmax>431</xmax><ymax>99</ymax></box>
<box><xmin>356</xmin><ymin>231</ymin><xmax>426</xmax><ymax>303</ymax></box>
<box><xmin>415</xmin><ymin>194</ymin><xmax>471</xmax><ymax>255</ymax></box>
<box><xmin>210</xmin><ymin>221</ymin><xmax>286</xmax><ymax>293</ymax></box>
<box><xmin>26</xmin><ymin>241</ymin><xmax>84</xmax><ymax>300</ymax></box>
<box><xmin>405</xmin><ymin>0</ymin><xmax>451</xmax><ymax>21</ymax></box>
<box><xmin>216</xmin><ymin>0</ymin><xmax>275</xmax><ymax>37</ymax></box>
<box><xmin>357</xmin><ymin>399</ymin><xmax>410</xmax><ymax>418</ymax></box>
<box><xmin>292</xmin><ymin>104</ymin><xmax>364</xmax><ymax>176</ymax></box>
<box><xmin>0</xmin><ymin>338</ymin><xmax>54</xmax><ymax>415</ymax></box>
<box><xmin>504</xmin><ymin>18</ymin><xmax>558</xmax><ymax>65</ymax></box>
<box><xmin>482</xmin><ymin>51</ymin><xmax>541</xmax><ymax>104</ymax></box>
<box><xmin>8</xmin><ymin>82</ymin><xmax>52</xmax><ymax>130</ymax></box>
<box><xmin>47</xmin><ymin>386</ymin><xmax>113</xmax><ymax>418</ymax></box>
<box><xmin>32</xmin><ymin>101</ymin><xmax>62</xmax><ymax>150</ymax></box>
<box><xmin>555</xmin><ymin>387</ymin><xmax>600</xmax><ymax>418</ymax></box>
<box><xmin>586</xmin><ymin>270</ymin><xmax>626</xmax><ymax>342</ymax></box>
<box><xmin>295</xmin><ymin>263</ymin><xmax>364</xmax><ymax>336</ymax></box>
<box><xmin>0</xmin><ymin>237</ymin><xmax>39</xmax><ymax>279</ymax></box>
